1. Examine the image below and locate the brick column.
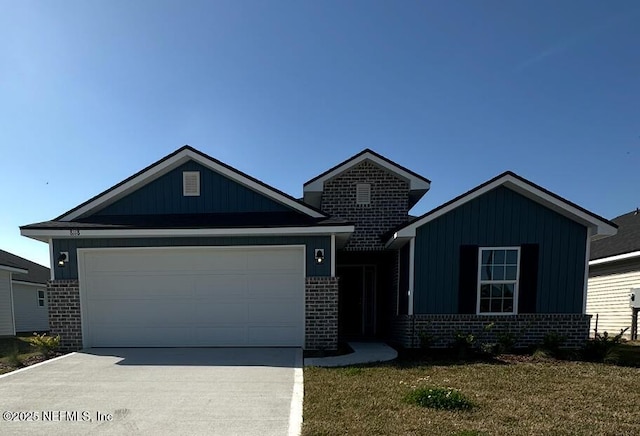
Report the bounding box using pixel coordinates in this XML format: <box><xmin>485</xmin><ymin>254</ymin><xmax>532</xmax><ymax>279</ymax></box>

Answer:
<box><xmin>47</xmin><ymin>280</ymin><xmax>83</xmax><ymax>351</ymax></box>
<box><xmin>305</xmin><ymin>277</ymin><xmax>339</xmax><ymax>351</ymax></box>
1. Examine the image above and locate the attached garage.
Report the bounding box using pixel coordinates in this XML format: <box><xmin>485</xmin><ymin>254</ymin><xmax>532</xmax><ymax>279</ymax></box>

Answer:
<box><xmin>78</xmin><ymin>246</ymin><xmax>305</xmax><ymax>348</ymax></box>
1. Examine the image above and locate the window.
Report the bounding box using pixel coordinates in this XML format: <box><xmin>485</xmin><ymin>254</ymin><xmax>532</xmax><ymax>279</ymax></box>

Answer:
<box><xmin>477</xmin><ymin>247</ymin><xmax>519</xmax><ymax>314</ymax></box>
<box><xmin>356</xmin><ymin>183</ymin><xmax>371</xmax><ymax>205</ymax></box>
<box><xmin>183</xmin><ymin>171</ymin><xmax>200</xmax><ymax>196</ymax></box>
<box><xmin>37</xmin><ymin>290</ymin><xmax>45</xmax><ymax>308</ymax></box>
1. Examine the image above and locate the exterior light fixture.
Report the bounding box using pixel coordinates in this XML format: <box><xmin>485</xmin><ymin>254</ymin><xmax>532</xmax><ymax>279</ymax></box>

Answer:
<box><xmin>57</xmin><ymin>252</ymin><xmax>69</xmax><ymax>267</ymax></box>
<box><xmin>314</xmin><ymin>249</ymin><xmax>325</xmax><ymax>265</ymax></box>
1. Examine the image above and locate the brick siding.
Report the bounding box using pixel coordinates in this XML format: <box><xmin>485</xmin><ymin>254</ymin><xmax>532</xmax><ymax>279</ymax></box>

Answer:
<box><xmin>391</xmin><ymin>313</ymin><xmax>591</xmax><ymax>349</ymax></box>
<box><xmin>305</xmin><ymin>276</ymin><xmax>339</xmax><ymax>350</ymax></box>
<box><xmin>321</xmin><ymin>160</ymin><xmax>410</xmax><ymax>250</ymax></box>
<box><xmin>47</xmin><ymin>280</ymin><xmax>82</xmax><ymax>351</ymax></box>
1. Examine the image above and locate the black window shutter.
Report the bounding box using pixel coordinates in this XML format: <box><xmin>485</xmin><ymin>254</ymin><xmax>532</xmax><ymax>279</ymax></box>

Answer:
<box><xmin>458</xmin><ymin>245</ymin><xmax>479</xmax><ymax>314</ymax></box>
<box><xmin>518</xmin><ymin>243</ymin><xmax>539</xmax><ymax>313</ymax></box>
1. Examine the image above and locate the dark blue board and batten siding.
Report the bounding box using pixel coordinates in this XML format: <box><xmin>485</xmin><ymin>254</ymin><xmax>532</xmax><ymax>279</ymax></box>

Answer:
<box><xmin>95</xmin><ymin>161</ymin><xmax>290</xmax><ymax>216</ymax></box>
<box><xmin>53</xmin><ymin>236</ymin><xmax>331</xmax><ymax>280</ymax></box>
<box><xmin>413</xmin><ymin>186</ymin><xmax>587</xmax><ymax>314</ymax></box>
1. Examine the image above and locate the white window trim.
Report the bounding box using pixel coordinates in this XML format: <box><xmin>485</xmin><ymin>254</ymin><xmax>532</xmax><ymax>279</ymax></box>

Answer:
<box><xmin>182</xmin><ymin>171</ymin><xmax>201</xmax><ymax>196</ymax></box>
<box><xmin>37</xmin><ymin>289</ymin><xmax>46</xmax><ymax>308</ymax></box>
<box><xmin>476</xmin><ymin>246</ymin><xmax>520</xmax><ymax>315</ymax></box>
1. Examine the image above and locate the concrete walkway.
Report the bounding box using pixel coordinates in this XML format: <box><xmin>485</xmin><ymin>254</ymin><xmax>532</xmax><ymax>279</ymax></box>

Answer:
<box><xmin>304</xmin><ymin>342</ymin><xmax>397</xmax><ymax>367</ymax></box>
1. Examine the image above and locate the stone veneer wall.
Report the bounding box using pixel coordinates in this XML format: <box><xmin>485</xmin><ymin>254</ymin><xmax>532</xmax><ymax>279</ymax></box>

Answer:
<box><xmin>47</xmin><ymin>280</ymin><xmax>82</xmax><ymax>351</ymax></box>
<box><xmin>321</xmin><ymin>160</ymin><xmax>410</xmax><ymax>251</ymax></box>
<box><xmin>391</xmin><ymin>314</ymin><xmax>591</xmax><ymax>349</ymax></box>
<box><xmin>305</xmin><ymin>277</ymin><xmax>339</xmax><ymax>351</ymax></box>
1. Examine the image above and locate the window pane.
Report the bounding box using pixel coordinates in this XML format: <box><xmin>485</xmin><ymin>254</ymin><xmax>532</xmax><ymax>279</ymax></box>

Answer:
<box><xmin>38</xmin><ymin>300</ymin><xmax>44</xmax><ymax>307</ymax></box>
<box><xmin>504</xmin><ymin>284</ymin><xmax>514</xmax><ymax>298</ymax></box>
<box><xmin>480</xmin><ymin>284</ymin><xmax>491</xmax><ymax>298</ymax></box>
<box><xmin>494</xmin><ymin>250</ymin><xmax>505</xmax><ymax>264</ymax></box>
<box><xmin>506</xmin><ymin>250</ymin><xmax>518</xmax><ymax>265</ymax></box>
<box><xmin>481</xmin><ymin>250</ymin><xmax>493</xmax><ymax>264</ymax></box>
<box><xmin>505</xmin><ymin>266</ymin><xmax>517</xmax><ymax>280</ymax></box>
<box><xmin>38</xmin><ymin>290</ymin><xmax>44</xmax><ymax>298</ymax></box>
<box><xmin>481</xmin><ymin>265</ymin><xmax>492</xmax><ymax>280</ymax></box>
<box><xmin>491</xmin><ymin>299</ymin><xmax>502</xmax><ymax>312</ymax></box>
<box><xmin>492</xmin><ymin>284</ymin><xmax>503</xmax><ymax>298</ymax></box>
<box><xmin>493</xmin><ymin>266</ymin><xmax>505</xmax><ymax>280</ymax></box>
<box><xmin>480</xmin><ymin>299</ymin><xmax>490</xmax><ymax>313</ymax></box>
<box><xmin>503</xmin><ymin>298</ymin><xmax>514</xmax><ymax>312</ymax></box>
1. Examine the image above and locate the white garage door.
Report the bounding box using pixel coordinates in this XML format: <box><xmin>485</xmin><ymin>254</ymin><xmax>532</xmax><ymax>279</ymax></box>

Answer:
<box><xmin>79</xmin><ymin>246</ymin><xmax>305</xmax><ymax>347</ymax></box>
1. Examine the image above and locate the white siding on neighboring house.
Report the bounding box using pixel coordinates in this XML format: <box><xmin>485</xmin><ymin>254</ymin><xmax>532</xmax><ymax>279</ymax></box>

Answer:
<box><xmin>12</xmin><ymin>282</ymin><xmax>49</xmax><ymax>333</ymax></box>
<box><xmin>0</xmin><ymin>271</ymin><xmax>16</xmax><ymax>336</ymax></box>
<box><xmin>587</xmin><ymin>259</ymin><xmax>640</xmax><ymax>339</ymax></box>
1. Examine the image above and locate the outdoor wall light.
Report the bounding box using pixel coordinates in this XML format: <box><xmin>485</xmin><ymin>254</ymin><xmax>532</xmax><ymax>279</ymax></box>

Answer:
<box><xmin>314</xmin><ymin>249</ymin><xmax>325</xmax><ymax>265</ymax></box>
<box><xmin>57</xmin><ymin>252</ymin><xmax>69</xmax><ymax>267</ymax></box>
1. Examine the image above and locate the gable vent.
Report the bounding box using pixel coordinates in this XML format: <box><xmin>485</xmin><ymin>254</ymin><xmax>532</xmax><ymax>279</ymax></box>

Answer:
<box><xmin>356</xmin><ymin>183</ymin><xmax>371</xmax><ymax>206</ymax></box>
<box><xmin>183</xmin><ymin>171</ymin><xmax>200</xmax><ymax>196</ymax></box>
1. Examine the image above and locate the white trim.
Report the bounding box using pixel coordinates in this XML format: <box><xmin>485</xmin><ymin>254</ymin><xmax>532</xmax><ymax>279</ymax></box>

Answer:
<box><xmin>11</xmin><ymin>280</ymin><xmax>47</xmax><ymax>287</ymax></box>
<box><xmin>288</xmin><ymin>348</ymin><xmax>304</xmax><ymax>436</ymax></box>
<box><xmin>589</xmin><ymin>250</ymin><xmax>640</xmax><ymax>266</ymax></box>
<box><xmin>330</xmin><ymin>234</ymin><xmax>336</xmax><ymax>277</ymax></box>
<box><xmin>21</xmin><ymin>225</ymin><xmax>355</xmax><ymax>241</ymax></box>
<box><xmin>0</xmin><ymin>265</ymin><xmax>28</xmax><ymax>274</ymax></box>
<box><xmin>408</xmin><ymin>238</ymin><xmax>415</xmax><ymax>315</ymax></box>
<box><xmin>476</xmin><ymin>246</ymin><xmax>520</xmax><ymax>316</ymax></box>
<box><xmin>77</xmin><ymin>245</ymin><xmax>307</xmax><ymax>349</ymax></box>
<box><xmin>60</xmin><ymin>147</ymin><xmax>326</xmax><ymax>221</ymax></box>
<box><xmin>48</xmin><ymin>239</ymin><xmax>55</xmax><ymax>280</ymax></box>
<box><xmin>37</xmin><ymin>289</ymin><xmax>46</xmax><ymax>308</ymax></box>
<box><xmin>583</xmin><ymin>228</ymin><xmax>592</xmax><ymax>313</ymax></box>
<box><xmin>304</xmin><ymin>151</ymin><xmax>431</xmax><ymax>193</ymax></box>
<box><xmin>8</xmin><ymin>274</ymin><xmax>16</xmax><ymax>336</ymax></box>
<box><xmin>389</xmin><ymin>173</ymin><xmax>617</xmax><ymax>245</ymax></box>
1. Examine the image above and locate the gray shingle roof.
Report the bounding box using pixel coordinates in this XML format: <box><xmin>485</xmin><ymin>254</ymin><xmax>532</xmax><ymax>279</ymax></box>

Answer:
<box><xmin>0</xmin><ymin>250</ymin><xmax>49</xmax><ymax>284</ymax></box>
<box><xmin>590</xmin><ymin>210</ymin><xmax>640</xmax><ymax>260</ymax></box>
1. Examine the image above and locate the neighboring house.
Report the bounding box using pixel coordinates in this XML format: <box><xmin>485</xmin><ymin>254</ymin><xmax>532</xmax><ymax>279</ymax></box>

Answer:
<box><xmin>587</xmin><ymin>210</ymin><xmax>640</xmax><ymax>338</ymax></box>
<box><xmin>20</xmin><ymin>146</ymin><xmax>616</xmax><ymax>351</ymax></box>
<box><xmin>0</xmin><ymin>250</ymin><xmax>50</xmax><ymax>336</ymax></box>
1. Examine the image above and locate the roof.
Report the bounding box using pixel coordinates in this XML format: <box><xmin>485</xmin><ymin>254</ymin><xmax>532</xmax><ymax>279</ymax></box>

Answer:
<box><xmin>54</xmin><ymin>145</ymin><xmax>328</xmax><ymax>222</ymax></box>
<box><xmin>590</xmin><ymin>210</ymin><xmax>640</xmax><ymax>261</ymax></box>
<box><xmin>0</xmin><ymin>250</ymin><xmax>49</xmax><ymax>284</ymax></box>
<box><xmin>22</xmin><ymin>213</ymin><xmax>351</xmax><ymax>230</ymax></box>
<box><xmin>303</xmin><ymin>149</ymin><xmax>431</xmax><ymax>209</ymax></box>
<box><xmin>386</xmin><ymin>171</ymin><xmax>618</xmax><ymax>247</ymax></box>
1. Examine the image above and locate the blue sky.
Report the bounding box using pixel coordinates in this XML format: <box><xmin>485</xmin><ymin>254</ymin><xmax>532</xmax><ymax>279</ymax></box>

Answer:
<box><xmin>1</xmin><ymin>1</ymin><xmax>638</xmax><ymax>267</ymax></box>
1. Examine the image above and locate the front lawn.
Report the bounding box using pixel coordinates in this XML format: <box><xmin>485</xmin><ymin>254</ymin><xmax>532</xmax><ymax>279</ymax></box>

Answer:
<box><xmin>303</xmin><ymin>355</ymin><xmax>640</xmax><ymax>435</ymax></box>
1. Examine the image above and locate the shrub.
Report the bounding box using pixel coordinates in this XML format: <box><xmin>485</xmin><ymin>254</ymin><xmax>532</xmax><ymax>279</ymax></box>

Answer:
<box><xmin>540</xmin><ymin>331</ymin><xmax>566</xmax><ymax>357</ymax></box>
<box><xmin>5</xmin><ymin>345</ymin><xmax>22</xmax><ymax>368</ymax></box>
<box><xmin>582</xmin><ymin>328</ymin><xmax>628</xmax><ymax>363</ymax></box>
<box><xmin>418</xmin><ymin>331</ymin><xmax>436</xmax><ymax>349</ymax></box>
<box><xmin>19</xmin><ymin>333</ymin><xmax>60</xmax><ymax>358</ymax></box>
<box><xmin>405</xmin><ymin>386</ymin><xmax>473</xmax><ymax>410</ymax></box>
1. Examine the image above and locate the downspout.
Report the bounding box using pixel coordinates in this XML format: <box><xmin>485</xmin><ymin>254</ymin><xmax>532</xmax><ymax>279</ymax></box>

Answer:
<box><xmin>409</xmin><ymin>238</ymin><xmax>416</xmax><ymax>347</ymax></box>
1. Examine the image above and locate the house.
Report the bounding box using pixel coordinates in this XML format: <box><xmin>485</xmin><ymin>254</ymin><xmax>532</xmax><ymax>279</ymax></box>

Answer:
<box><xmin>587</xmin><ymin>210</ymin><xmax>640</xmax><ymax>338</ymax></box>
<box><xmin>0</xmin><ymin>250</ymin><xmax>50</xmax><ymax>336</ymax></box>
<box><xmin>20</xmin><ymin>146</ymin><xmax>616</xmax><ymax>351</ymax></box>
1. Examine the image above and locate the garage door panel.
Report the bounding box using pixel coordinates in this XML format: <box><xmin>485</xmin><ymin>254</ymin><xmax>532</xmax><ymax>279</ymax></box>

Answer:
<box><xmin>248</xmin><ymin>326</ymin><xmax>301</xmax><ymax>346</ymax></box>
<box><xmin>192</xmin><ymin>275</ymin><xmax>247</xmax><ymax>298</ymax></box>
<box><xmin>82</xmin><ymin>247</ymin><xmax>304</xmax><ymax>347</ymax></box>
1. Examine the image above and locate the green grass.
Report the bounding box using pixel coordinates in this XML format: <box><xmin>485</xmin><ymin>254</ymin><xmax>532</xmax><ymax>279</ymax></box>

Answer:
<box><xmin>303</xmin><ymin>356</ymin><xmax>640</xmax><ymax>435</ymax></box>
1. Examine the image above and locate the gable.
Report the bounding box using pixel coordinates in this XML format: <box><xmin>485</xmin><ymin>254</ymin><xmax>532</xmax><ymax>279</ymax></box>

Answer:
<box><xmin>93</xmin><ymin>161</ymin><xmax>291</xmax><ymax>216</ymax></box>
<box><xmin>413</xmin><ymin>185</ymin><xmax>588</xmax><ymax>314</ymax></box>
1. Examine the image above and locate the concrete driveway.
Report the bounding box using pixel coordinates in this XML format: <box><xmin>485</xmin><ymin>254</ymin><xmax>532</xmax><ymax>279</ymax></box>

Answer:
<box><xmin>0</xmin><ymin>348</ymin><xmax>302</xmax><ymax>436</ymax></box>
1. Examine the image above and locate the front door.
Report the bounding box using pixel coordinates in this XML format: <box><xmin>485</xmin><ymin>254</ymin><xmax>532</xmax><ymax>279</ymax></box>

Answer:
<box><xmin>337</xmin><ymin>265</ymin><xmax>377</xmax><ymax>338</ymax></box>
